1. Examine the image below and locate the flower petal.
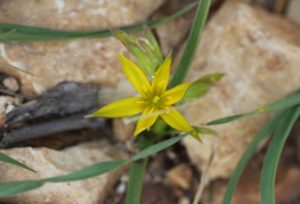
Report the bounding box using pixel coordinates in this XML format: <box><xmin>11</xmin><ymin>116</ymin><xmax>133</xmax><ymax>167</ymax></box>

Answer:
<box><xmin>119</xmin><ymin>54</ymin><xmax>151</xmax><ymax>97</ymax></box>
<box><xmin>161</xmin><ymin>107</ymin><xmax>193</xmax><ymax>132</ymax></box>
<box><xmin>91</xmin><ymin>97</ymin><xmax>144</xmax><ymax>118</ymax></box>
<box><xmin>134</xmin><ymin>108</ymin><xmax>158</xmax><ymax>136</ymax></box>
<box><xmin>162</xmin><ymin>82</ymin><xmax>190</xmax><ymax>105</ymax></box>
<box><xmin>151</xmin><ymin>54</ymin><xmax>172</xmax><ymax>95</ymax></box>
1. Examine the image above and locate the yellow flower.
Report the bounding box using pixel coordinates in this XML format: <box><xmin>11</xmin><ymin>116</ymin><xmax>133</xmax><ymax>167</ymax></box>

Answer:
<box><xmin>91</xmin><ymin>54</ymin><xmax>194</xmax><ymax>136</ymax></box>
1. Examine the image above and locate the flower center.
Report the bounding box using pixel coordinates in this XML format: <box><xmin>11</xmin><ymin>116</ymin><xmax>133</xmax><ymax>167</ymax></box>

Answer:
<box><xmin>152</xmin><ymin>95</ymin><xmax>161</xmax><ymax>104</ymax></box>
<box><xmin>149</xmin><ymin>95</ymin><xmax>164</xmax><ymax>108</ymax></box>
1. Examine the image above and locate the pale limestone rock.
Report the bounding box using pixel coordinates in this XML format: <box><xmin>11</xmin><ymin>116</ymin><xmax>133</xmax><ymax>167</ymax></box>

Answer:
<box><xmin>287</xmin><ymin>0</ymin><xmax>300</xmax><ymax>25</ymax></box>
<box><xmin>183</xmin><ymin>1</ymin><xmax>300</xmax><ymax>179</ymax></box>
<box><xmin>166</xmin><ymin>164</ymin><xmax>192</xmax><ymax>190</ymax></box>
<box><xmin>0</xmin><ymin>96</ymin><xmax>20</xmax><ymax>126</ymax></box>
<box><xmin>0</xmin><ymin>140</ymin><xmax>126</xmax><ymax>204</ymax></box>
<box><xmin>0</xmin><ymin>0</ymin><xmax>164</xmax><ymax>97</ymax></box>
<box><xmin>113</xmin><ymin>118</ymin><xmax>135</xmax><ymax>142</ymax></box>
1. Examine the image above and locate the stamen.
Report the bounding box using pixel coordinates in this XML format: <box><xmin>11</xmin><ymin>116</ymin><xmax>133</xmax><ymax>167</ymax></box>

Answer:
<box><xmin>152</xmin><ymin>95</ymin><xmax>161</xmax><ymax>104</ymax></box>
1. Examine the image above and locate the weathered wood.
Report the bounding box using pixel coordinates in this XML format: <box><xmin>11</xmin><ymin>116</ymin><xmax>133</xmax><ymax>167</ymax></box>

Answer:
<box><xmin>1</xmin><ymin>82</ymin><xmax>105</xmax><ymax>147</ymax></box>
<box><xmin>6</xmin><ymin>82</ymin><xmax>99</xmax><ymax>126</ymax></box>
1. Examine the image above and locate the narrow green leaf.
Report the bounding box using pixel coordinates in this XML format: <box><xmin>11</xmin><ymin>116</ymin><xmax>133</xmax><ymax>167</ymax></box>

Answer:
<box><xmin>45</xmin><ymin>160</ymin><xmax>126</xmax><ymax>182</ymax></box>
<box><xmin>256</xmin><ymin>91</ymin><xmax>300</xmax><ymax>113</ymax></box>
<box><xmin>222</xmin><ymin>110</ymin><xmax>290</xmax><ymax>204</ymax></box>
<box><xmin>125</xmin><ymin>159</ymin><xmax>148</xmax><ymax>204</ymax></box>
<box><xmin>0</xmin><ymin>160</ymin><xmax>125</xmax><ymax>197</ymax></box>
<box><xmin>0</xmin><ymin>2</ymin><xmax>197</xmax><ymax>42</ymax></box>
<box><xmin>131</xmin><ymin>134</ymin><xmax>187</xmax><ymax>161</ymax></box>
<box><xmin>0</xmin><ymin>180</ymin><xmax>43</xmax><ymax>197</ymax></box>
<box><xmin>260</xmin><ymin>105</ymin><xmax>300</xmax><ymax>204</ymax></box>
<box><xmin>208</xmin><ymin>91</ymin><xmax>300</xmax><ymax>126</ymax></box>
<box><xmin>193</xmin><ymin>72</ymin><xmax>224</xmax><ymax>83</ymax></box>
<box><xmin>0</xmin><ymin>152</ymin><xmax>35</xmax><ymax>172</ymax></box>
<box><xmin>0</xmin><ymin>134</ymin><xmax>190</xmax><ymax>197</ymax></box>
<box><xmin>207</xmin><ymin>112</ymin><xmax>256</xmax><ymax>126</ymax></box>
<box><xmin>193</xmin><ymin>126</ymin><xmax>217</xmax><ymax>136</ymax></box>
<box><xmin>182</xmin><ymin>72</ymin><xmax>224</xmax><ymax>101</ymax></box>
<box><xmin>169</xmin><ymin>0</ymin><xmax>211</xmax><ymax>88</ymax></box>
<box><xmin>182</xmin><ymin>83</ymin><xmax>210</xmax><ymax>101</ymax></box>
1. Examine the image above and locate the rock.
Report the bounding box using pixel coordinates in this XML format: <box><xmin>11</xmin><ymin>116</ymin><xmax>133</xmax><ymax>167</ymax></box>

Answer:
<box><xmin>166</xmin><ymin>164</ymin><xmax>192</xmax><ymax>190</ymax></box>
<box><xmin>182</xmin><ymin>1</ymin><xmax>300</xmax><ymax>178</ymax></box>
<box><xmin>112</xmin><ymin>118</ymin><xmax>135</xmax><ymax>143</ymax></box>
<box><xmin>3</xmin><ymin>76</ymin><xmax>19</xmax><ymax>92</ymax></box>
<box><xmin>287</xmin><ymin>0</ymin><xmax>300</xmax><ymax>25</ymax></box>
<box><xmin>0</xmin><ymin>96</ymin><xmax>20</xmax><ymax>126</ymax></box>
<box><xmin>0</xmin><ymin>0</ymin><xmax>164</xmax><ymax>97</ymax></box>
<box><xmin>0</xmin><ymin>140</ymin><xmax>126</xmax><ymax>204</ymax></box>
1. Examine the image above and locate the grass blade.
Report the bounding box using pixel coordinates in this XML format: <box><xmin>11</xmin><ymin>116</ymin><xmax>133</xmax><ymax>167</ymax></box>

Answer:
<box><xmin>0</xmin><ymin>2</ymin><xmax>196</xmax><ymax>42</ymax></box>
<box><xmin>45</xmin><ymin>160</ymin><xmax>126</xmax><ymax>182</ymax></box>
<box><xmin>169</xmin><ymin>0</ymin><xmax>211</xmax><ymax>87</ymax></box>
<box><xmin>208</xmin><ymin>91</ymin><xmax>300</xmax><ymax>126</ymax></box>
<box><xmin>131</xmin><ymin>134</ymin><xmax>187</xmax><ymax>161</ymax></box>
<box><xmin>0</xmin><ymin>180</ymin><xmax>43</xmax><ymax>197</ymax></box>
<box><xmin>260</xmin><ymin>105</ymin><xmax>300</xmax><ymax>204</ymax></box>
<box><xmin>125</xmin><ymin>159</ymin><xmax>148</xmax><ymax>204</ymax></box>
<box><xmin>182</xmin><ymin>72</ymin><xmax>224</xmax><ymax>102</ymax></box>
<box><xmin>0</xmin><ymin>152</ymin><xmax>35</xmax><ymax>172</ymax></box>
<box><xmin>222</xmin><ymin>109</ymin><xmax>290</xmax><ymax>204</ymax></box>
<box><xmin>0</xmin><ymin>160</ymin><xmax>125</xmax><ymax>197</ymax></box>
<box><xmin>207</xmin><ymin>112</ymin><xmax>256</xmax><ymax>126</ymax></box>
<box><xmin>0</xmin><ymin>133</ymin><xmax>188</xmax><ymax>196</ymax></box>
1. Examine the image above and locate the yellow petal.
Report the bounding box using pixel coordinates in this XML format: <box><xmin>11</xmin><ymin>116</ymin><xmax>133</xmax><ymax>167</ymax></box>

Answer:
<box><xmin>161</xmin><ymin>107</ymin><xmax>193</xmax><ymax>132</ymax></box>
<box><xmin>162</xmin><ymin>82</ymin><xmax>190</xmax><ymax>105</ymax></box>
<box><xmin>134</xmin><ymin>108</ymin><xmax>159</xmax><ymax>136</ymax></box>
<box><xmin>91</xmin><ymin>97</ymin><xmax>144</xmax><ymax>118</ymax></box>
<box><xmin>151</xmin><ymin>54</ymin><xmax>172</xmax><ymax>95</ymax></box>
<box><xmin>119</xmin><ymin>54</ymin><xmax>151</xmax><ymax>97</ymax></box>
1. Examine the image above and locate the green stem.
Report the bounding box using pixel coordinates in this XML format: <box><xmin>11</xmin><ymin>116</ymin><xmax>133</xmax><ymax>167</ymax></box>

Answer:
<box><xmin>0</xmin><ymin>2</ymin><xmax>197</xmax><ymax>42</ymax></box>
<box><xmin>125</xmin><ymin>159</ymin><xmax>148</xmax><ymax>204</ymax></box>
<box><xmin>169</xmin><ymin>0</ymin><xmax>211</xmax><ymax>88</ymax></box>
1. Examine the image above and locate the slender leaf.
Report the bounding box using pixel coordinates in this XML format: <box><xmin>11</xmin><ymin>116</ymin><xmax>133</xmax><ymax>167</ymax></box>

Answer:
<box><xmin>131</xmin><ymin>134</ymin><xmax>187</xmax><ymax>161</ymax></box>
<box><xmin>0</xmin><ymin>133</ymin><xmax>189</xmax><ymax>197</ymax></box>
<box><xmin>207</xmin><ymin>112</ymin><xmax>255</xmax><ymax>126</ymax></box>
<box><xmin>0</xmin><ymin>152</ymin><xmax>35</xmax><ymax>172</ymax></box>
<box><xmin>0</xmin><ymin>2</ymin><xmax>197</xmax><ymax>42</ymax></box>
<box><xmin>208</xmin><ymin>91</ymin><xmax>300</xmax><ymax>126</ymax></box>
<box><xmin>125</xmin><ymin>159</ymin><xmax>148</xmax><ymax>204</ymax></box>
<box><xmin>0</xmin><ymin>160</ymin><xmax>125</xmax><ymax>197</ymax></box>
<box><xmin>260</xmin><ymin>105</ymin><xmax>300</xmax><ymax>204</ymax></box>
<box><xmin>0</xmin><ymin>181</ymin><xmax>43</xmax><ymax>197</ymax></box>
<box><xmin>222</xmin><ymin>109</ymin><xmax>290</xmax><ymax>204</ymax></box>
<box><xmin>259</xmin><ymin>91</ymin><xmax>300</xmax><ymax>113</ymax></box>
<box><xmin>193</xmin><ymin>126</ymin><xmax>218</xmax><ymax>136</ymax></box>
<box><xmin>169</xmin><ymin>0</ymin><xmax>211</xmax><ymax>87</ymax></box>
<box><xmin>45</xmin><ymin>160</ymin><xmax>126</xmax><ymax>182</ymax></box>
<box><xmin>182</xmin><ymin>72</ymin><xmax>224</xmax><ymax>101</ymax></box>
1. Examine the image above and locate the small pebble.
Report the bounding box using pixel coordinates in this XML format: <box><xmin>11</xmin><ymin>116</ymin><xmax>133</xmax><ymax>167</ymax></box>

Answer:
<box><xmin>167</xmin><ymin>164</ymin><xmax>192</xmax><ymax>190</ymax></box>
<box><xmin>3</xmin><ymin>77</ymin><xmax>19</xmax><ymax>92</ymax></box>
